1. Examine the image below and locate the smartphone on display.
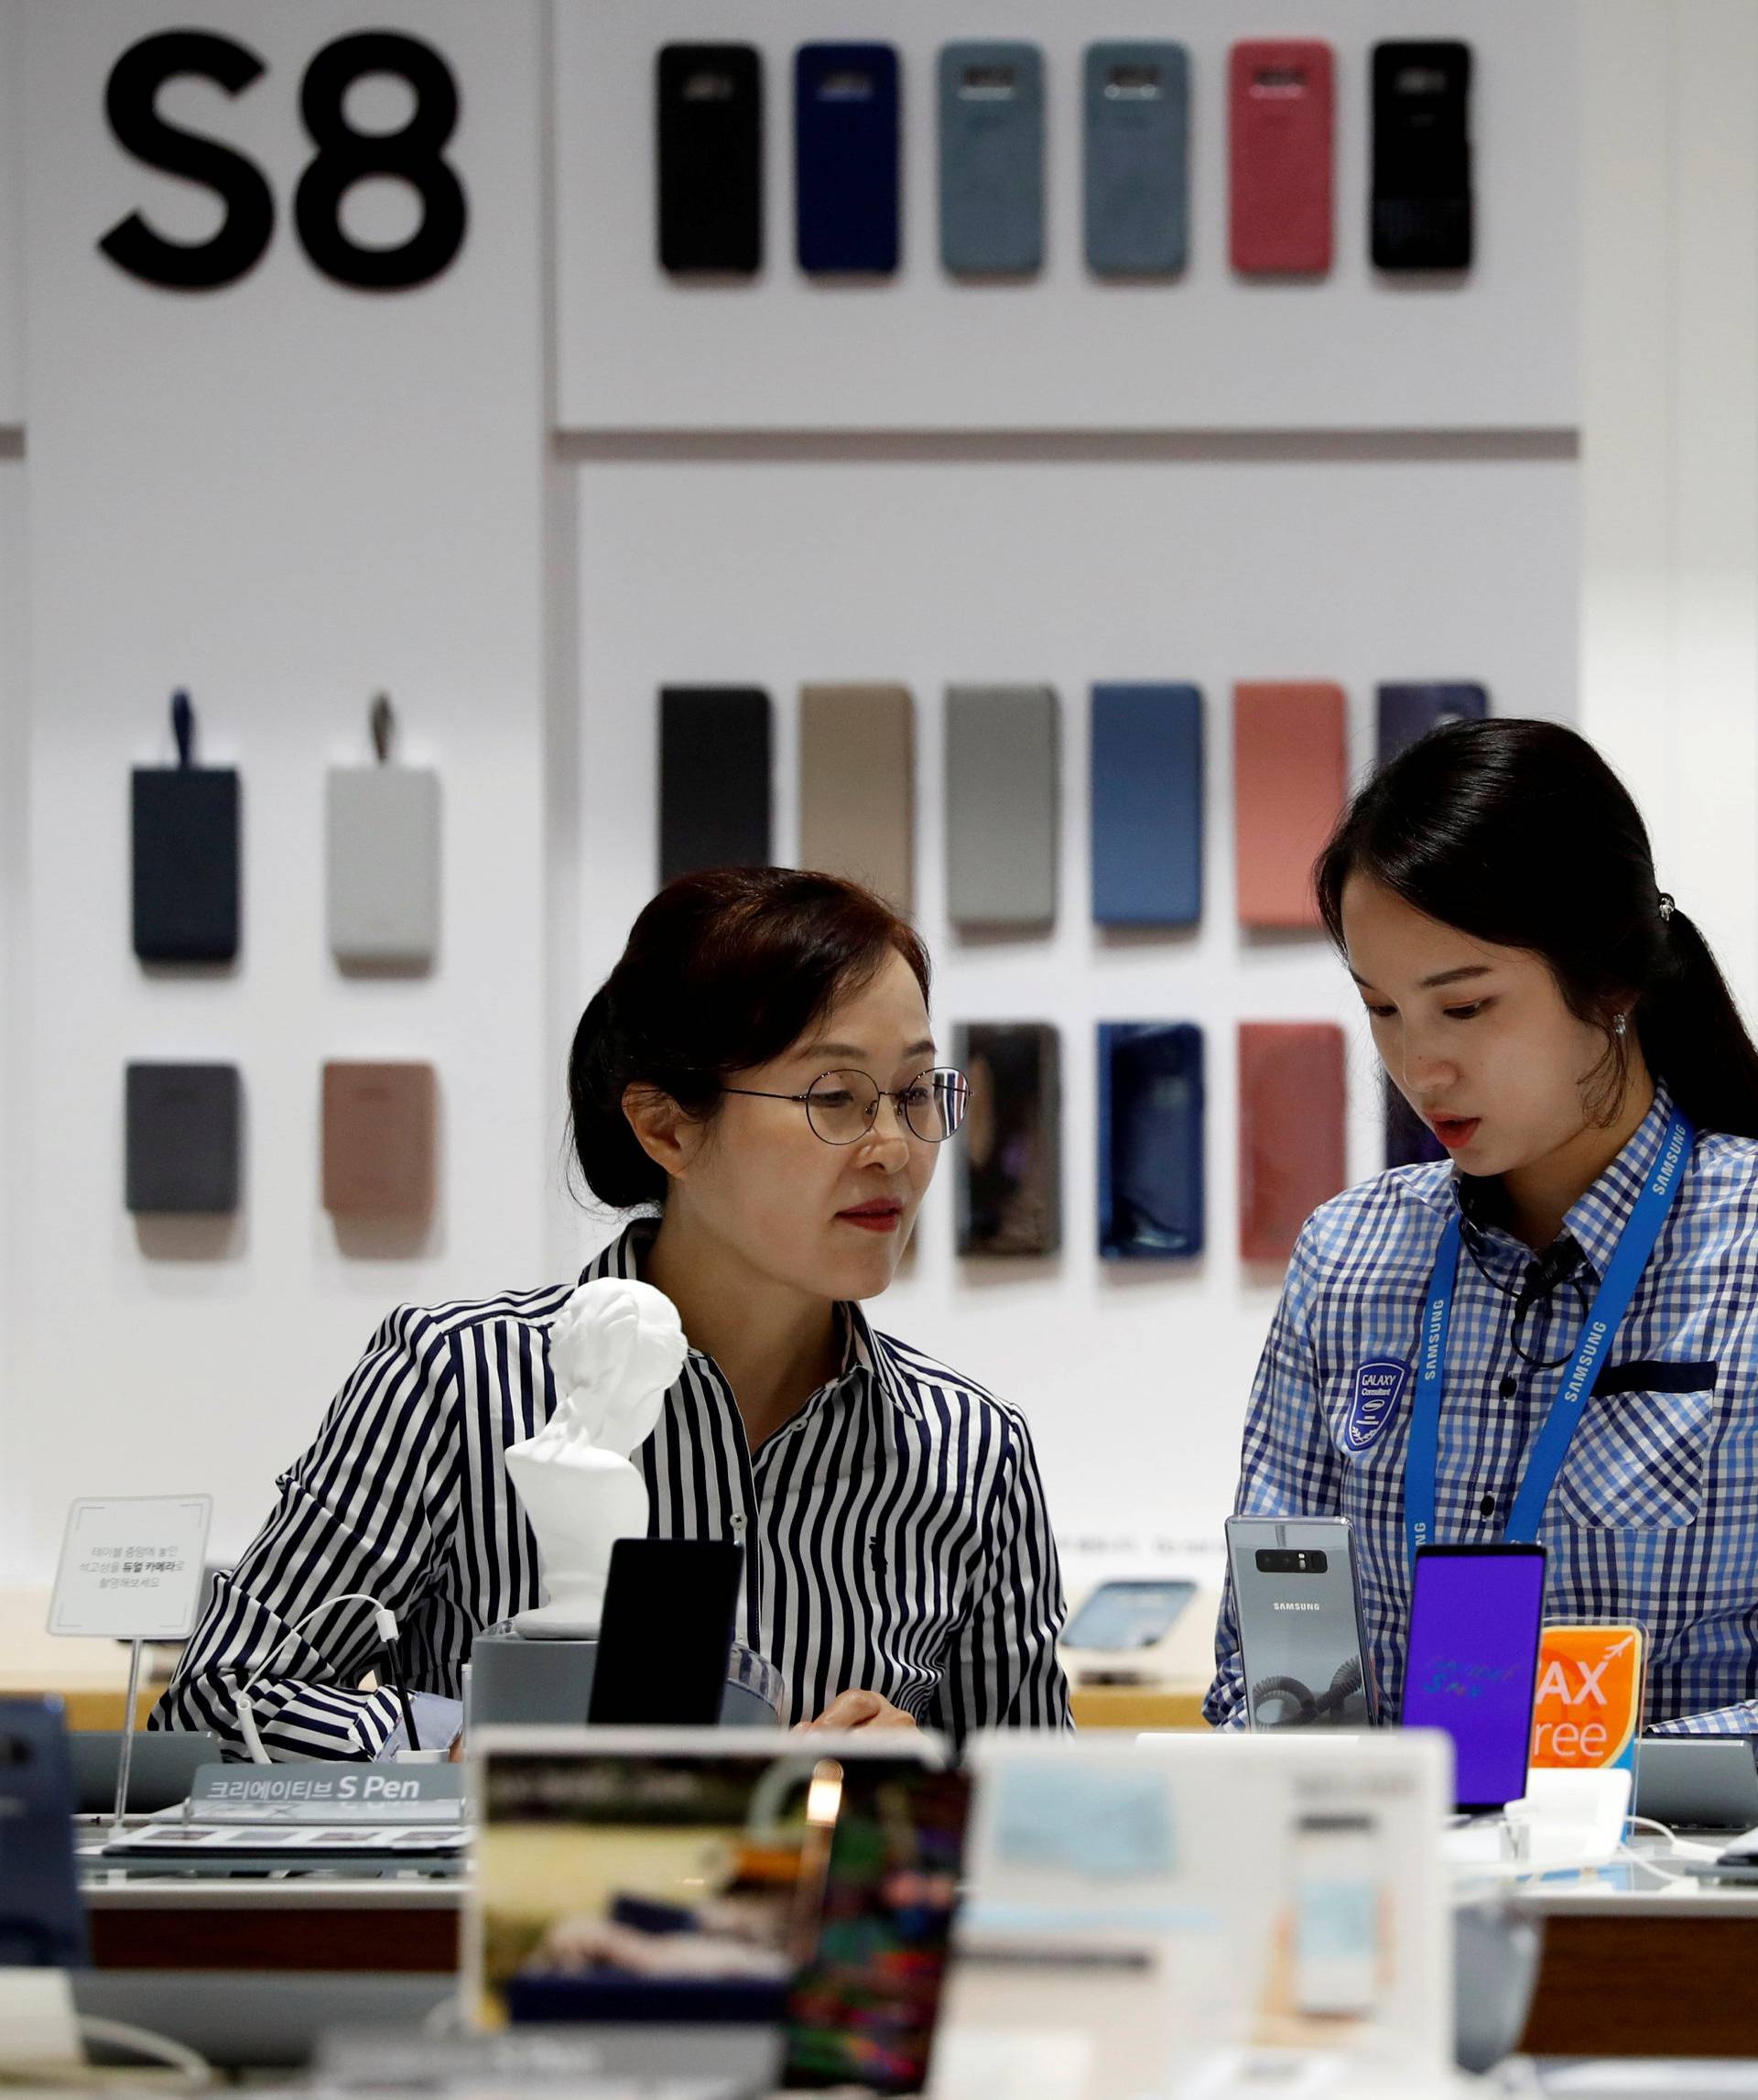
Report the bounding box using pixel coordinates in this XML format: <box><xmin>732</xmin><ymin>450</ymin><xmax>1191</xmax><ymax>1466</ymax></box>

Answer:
<box><xmin>1293</xmin><ymin>1812</ymin><xmax>1382</xmax><ymax>2018</ymax></box>
<box><xmin>1402</xmin><ymin>1544</ymin><xmax>1547</xmax><ymax>1813</ymax></box>
<box><xmin>587</xmin><ymin>1539</ymin><xmax>744</xmax><ymax>1726</ymax></box>
<box><xmin>1226</xmin><ymin>1517</ymin><xmax>1375</xmax><ymax>1728</ymax></box>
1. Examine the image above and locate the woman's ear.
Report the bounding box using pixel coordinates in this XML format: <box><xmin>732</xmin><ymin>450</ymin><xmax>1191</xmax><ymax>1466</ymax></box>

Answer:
<box><xmin>621</xmin><ymin>1083</ymin><xmax>707</xmax><ymax>1183</ymax></box>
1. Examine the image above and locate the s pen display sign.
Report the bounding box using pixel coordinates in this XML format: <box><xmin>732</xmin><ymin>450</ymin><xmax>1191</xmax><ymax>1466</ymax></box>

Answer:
<box><xmin>98</xmin><ymin>27</ymin><xmax>467</xmax><ymax>291</ymax></box>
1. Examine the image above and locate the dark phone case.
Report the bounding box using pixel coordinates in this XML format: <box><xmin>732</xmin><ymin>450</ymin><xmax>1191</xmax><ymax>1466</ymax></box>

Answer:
<box><xmin>125</xmin><ymin>1062</ymin><xmax>241</xmax><ymax>1214</ymax></box>
<box><xmin>1229</xmin><ymin>39</ymin><xmax>1334</xmax><ymax>276</ymax></box>
<box><xmin>132</xmin><ymin>766</ymin><xmax>239</xmax><ymax>963</ymax></box>
<box><xmin>657</xmin><ymin>44</ymin><xmax>763</xmax><ymax>276</ymax></box>
<box><xmin>1099</xmin><ymin>1022</ymin><xmax>1204</xmax><ymax>1259</ymax></box>
<box><xmin>1372</xmin><ymin>41</ymin><xmax>1473</xmax><ymax>271</ymax></box>
<box><xmin>0</xmin><ymin>1698</ymin><xmax>88</xmax><ymax>1968</ymax></box>
<box><xmin>588</xmin><ymin>1538</ymin><xmax>744</xmax><ymax>1726</ymax></box>
<box><xmin>795</xmin><ymin>43</ymin><xmax>901</xmax><ymax>275</ymax></box>
<box><xmin>321</xmin><ymin>1061</ymin><xmax>436</xmax><ymax>1217</ymax></box>
<box><xmin>658</xmin><ymin>687</ymin><xmax>773</xmax><ymax>883</ymax></box>
<box><xmin>1084</xmin><ymin>42</ymin><xmax>1189</xmax><ymax>277</ymax></box>
<box><xmin>1233</xmin><ymin>682</ymin><xmax>1346</xmax><ymax>930</ymax></box>
<box><xmin>1375</xmin><ymin>681</ymin><xmax>1489</xmax><ymax>768</ymax></box>
<box><xmin>939</xmin><ymin>41</ymin><xmax>1045</xmax><ymax>277</ymax></box>
<box><xmin>1238</xmin><ymin>1023</ymin><xmax>1346</xmax><ymax>1263</ymax></box>
<box><xmin>955</xmin><ymin>1022</ymin><xmax>1060</xmax><ymax>1257</ymax></box>
<box><xmin>1091</xmin><ymin>683</ymin><xmax>1202</xmax><ymax>926</ymax></box>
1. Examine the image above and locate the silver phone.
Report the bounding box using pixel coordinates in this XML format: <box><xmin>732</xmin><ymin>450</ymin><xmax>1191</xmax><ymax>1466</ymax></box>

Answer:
<box><xmin>1225</xmin><ymin>1516</ymin><xmax>1376</xmax><ymax>1728</ymax></box>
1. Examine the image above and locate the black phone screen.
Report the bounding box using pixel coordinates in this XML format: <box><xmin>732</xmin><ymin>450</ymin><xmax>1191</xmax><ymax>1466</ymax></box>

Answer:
<box><xmin>586</xmin><ymin>1538</ymin><xmax>745</xmax><ymax>1726</ymax></box>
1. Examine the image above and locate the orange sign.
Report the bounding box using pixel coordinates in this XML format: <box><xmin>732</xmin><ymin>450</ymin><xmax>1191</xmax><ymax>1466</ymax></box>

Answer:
<box><xmin>1529</xmin><ymin>1623</ymin><xmax>1645</xmax><ymax>1772</ymax></box>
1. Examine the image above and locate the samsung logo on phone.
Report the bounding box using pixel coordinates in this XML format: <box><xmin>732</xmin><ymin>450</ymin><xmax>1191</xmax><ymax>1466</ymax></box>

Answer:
<box><xmin>1273</xmin><ymin>1601</ymin><xmax>1322</xmax><ymax>1612</ymax></box>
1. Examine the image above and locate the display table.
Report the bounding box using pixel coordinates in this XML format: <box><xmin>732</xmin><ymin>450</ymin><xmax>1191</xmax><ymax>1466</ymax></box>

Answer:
<box><xmin>82</xmin><ymin>1869</ymin><xmax>461</xmax><ymax>1973</ymax></box>
<box><xmin>1069</xmin><ymin>1685</ymin><xmax>1207</xmax><ymax>1731</ymax></box>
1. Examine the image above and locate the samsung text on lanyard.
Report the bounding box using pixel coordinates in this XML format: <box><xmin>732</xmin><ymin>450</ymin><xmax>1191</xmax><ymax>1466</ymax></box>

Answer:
<box><xmin>1403</xmin><ymin>1111</ymin><xmax>1695</xmax><ymax>1566</ymax></box>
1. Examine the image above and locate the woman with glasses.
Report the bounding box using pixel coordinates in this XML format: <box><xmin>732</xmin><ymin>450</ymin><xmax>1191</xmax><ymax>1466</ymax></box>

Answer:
<box><xmin>157</xmin><ymin>867</ymin><xmax>1070</xmax><ymax>1757</ymax></box>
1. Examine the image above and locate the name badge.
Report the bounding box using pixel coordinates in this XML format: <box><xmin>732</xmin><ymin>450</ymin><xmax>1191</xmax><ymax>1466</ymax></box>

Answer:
<box><xmin>1345</xmin><ymin>1358</ymin><xmax>1408</xmax><ymax>1453</ymax></box>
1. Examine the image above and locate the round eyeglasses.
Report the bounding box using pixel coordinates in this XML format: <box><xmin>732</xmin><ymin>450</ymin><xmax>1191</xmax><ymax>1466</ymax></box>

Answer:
<box><xmin>722</xmin><ymin>1067</ymin><xmax>970</xmax><ymax>1147</ymax></box>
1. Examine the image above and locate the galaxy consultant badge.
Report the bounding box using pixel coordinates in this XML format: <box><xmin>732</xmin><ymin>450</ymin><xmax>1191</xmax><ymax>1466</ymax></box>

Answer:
<box><xmin>1345</xmin><ymin>1358</ymin><xmax>1408</xmax><ymax>1454</ymax></box>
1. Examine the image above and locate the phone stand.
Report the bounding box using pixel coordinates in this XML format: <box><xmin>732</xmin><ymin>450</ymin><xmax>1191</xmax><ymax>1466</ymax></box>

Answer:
<box><xmin>468</xmin><ymin>1627</ymin><xmax>781</xmax><ymax>1728</ymax></box>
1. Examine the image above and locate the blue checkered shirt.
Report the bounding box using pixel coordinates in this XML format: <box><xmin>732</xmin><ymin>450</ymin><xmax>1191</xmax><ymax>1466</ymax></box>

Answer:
<box><xmin>1206</xmin><ymin>1084</ymin><xmax>1758</xmax><ymax>1734</ymax></box>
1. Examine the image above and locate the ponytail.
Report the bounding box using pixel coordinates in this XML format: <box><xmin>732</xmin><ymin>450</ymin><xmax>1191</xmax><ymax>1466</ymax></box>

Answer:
<box><xmin>1315</xmin><ymin>718</ymin><xmax>1758</xmax><ymax>1141</ymax></box>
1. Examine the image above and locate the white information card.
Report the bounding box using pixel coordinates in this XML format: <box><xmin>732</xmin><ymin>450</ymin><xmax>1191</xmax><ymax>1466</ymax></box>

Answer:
<box><xmin>48</xmin><ymin>1495</ymin><xmax>212</xmax><ymax>1640</ymax></box>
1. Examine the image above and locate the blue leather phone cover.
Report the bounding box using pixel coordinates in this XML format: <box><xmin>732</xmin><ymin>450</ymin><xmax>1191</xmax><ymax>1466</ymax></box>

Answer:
<box><xmin>1091</xmin><ymin>683</ymin><xmax>1202</xmax><ymax>926</ymax></box>
<box><xmin>1099</xmin><ymin>1022</ymin><xmax>1205</xmax><ymax>1259</ymax></box>
<box><xmin>1375</xmin><ymin>682</ymin><xmax>1488</xmax><ymax>768</ymax></box>
<box><xmin>1084</xmin><ymin>42</ymin><xmax>1189</xmax><ymax>277</ymax></box>
<box><xmin>795</xmin><ymin>44</ymin><xmax>901</xmax><ymax>275</ymax></box>
<box><xmin>939</xmin><ymin>41</ymin><xmax>1045</xmax><ymax>277</ymax></box>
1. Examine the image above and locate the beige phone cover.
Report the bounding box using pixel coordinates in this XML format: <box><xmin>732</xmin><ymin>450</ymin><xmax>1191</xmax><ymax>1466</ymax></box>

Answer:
<box><xmin>798</xmin><ymin>684</ymin><xmax>915</xmax><ymax>913</ymax></box>
<box><xmin>321</xmin><ymin>1061</ymin><xmax>436</xmax><ymax>1216</ymax></box>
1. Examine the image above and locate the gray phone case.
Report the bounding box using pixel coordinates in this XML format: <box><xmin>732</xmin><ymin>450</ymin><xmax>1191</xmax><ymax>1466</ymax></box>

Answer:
<box><xmin>125</xmin><ymin>1062</ymin><xmax>241</xmax><ymax>1214</ymax></box>
<box><xmin>1084</xmin><ymin>42</ymin><xmax>1189</xmax><ymax>277</ymax></box>
<box><xmin>944</xmin><ymin>684</ymin><xmax>1058</xmax><ymax>928</ymax></box>
<box><xmin>1225</xmin><ymin>1516</ymin><xmax>1374</xmax><ymax>1727</ymax></box>
<box><xmin>326</xmin><ymin>765</ymin><xmax>440</xmax><ymax>968</ymax></box>
<box><xmin>939</xmin><ymin>41</ymin><xmax>1045</xmax><ymax>277</ymax></box>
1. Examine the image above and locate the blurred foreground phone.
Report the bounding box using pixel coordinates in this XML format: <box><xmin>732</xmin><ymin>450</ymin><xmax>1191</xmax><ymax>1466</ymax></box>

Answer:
<box><xmin>1293</xmin><ymin>1812</ymin><xmax>1384</xmax><ymax>2018</ymax></box>
<box><xmin>0</xmin><ymin>1697</ymin><xmax>88</xmax><ymax>1967</ymax></box>
<box><xmin>587</xmin><ymin>1539</ymin><xmax>744</xmax><ymax>1726</ymax></box>
<box><xmin>1402</xmin><ymin>1543</ymin><xmax>1546</xmax><ymax>1813</ymax></box>
<box><xmin>1226</xmin><ymin>1517</ymin><xmax>1374</xmax><ymax>1728</ymax></box>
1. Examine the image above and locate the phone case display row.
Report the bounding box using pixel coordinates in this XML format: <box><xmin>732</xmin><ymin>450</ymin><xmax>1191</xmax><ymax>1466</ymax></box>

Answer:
<box><xmin>131</xmin><ymin>692</ymin><xmax>440</xmax><ymax>970</ymax></box>
<box><xmin>658</xmin><ymin>680</ymin><xmax>1489</xmax><ymax>930</ymax></box>
<box><xmin>124</xmin><ymin>1061</ymin><xmax>436</xmax><ymax>1220</ymax></box>
<box><xmin>957</xmin><ymin>1019</ymin><xmax>1349</xmax><ymax>1265</ymax></box>
<box><xmin>658</xmin><ymin>38</ymin><xmax>1471</xmax><ymax>281</ymax></box>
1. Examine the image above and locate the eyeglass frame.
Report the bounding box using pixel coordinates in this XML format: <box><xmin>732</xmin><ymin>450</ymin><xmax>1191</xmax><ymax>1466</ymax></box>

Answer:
<box><xmin>720</xmin><ymin>1066</ymin><xmax>970</xmax><ymax>1147</ymax></box>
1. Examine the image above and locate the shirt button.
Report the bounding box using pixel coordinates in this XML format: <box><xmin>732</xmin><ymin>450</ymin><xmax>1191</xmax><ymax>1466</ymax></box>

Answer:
<box><xmin>1499</xmin><ymin>1376</ymin><xmax>1517</xmax><ymax>1399</ymax></box>
<box><xmin>731</xmin><ymin>1512</ymin><xmax>747</xmax><ymax>1540</ymax></box>
<box><xmin>1480</xmin><ymin>1494</ymin><xmax>1496</xmax><ymax>1518</ymax></box>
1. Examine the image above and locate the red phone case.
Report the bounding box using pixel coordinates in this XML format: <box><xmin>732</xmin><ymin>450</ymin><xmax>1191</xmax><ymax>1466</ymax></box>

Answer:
<box><xmin>1233</xmin><ymin>681</ymin><xmax>1346</xmax><ymax>929</ymax></box>
<box><xmin>1229</xmin><ymin>39</ymin><xmax>1334</xmax><ymax>275</ymax></box>
<box><xmin>1239</xmin><ymin>1022</ymin><xmax>1346</xmax><ymax>1263</ymax></box>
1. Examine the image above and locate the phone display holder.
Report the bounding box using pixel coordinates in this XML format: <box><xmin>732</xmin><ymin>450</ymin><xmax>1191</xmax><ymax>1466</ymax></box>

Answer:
<box><xmin>468</xmin><ymin>1627</ymin><xmax>781</xmax><ymax>1729</ymax></box>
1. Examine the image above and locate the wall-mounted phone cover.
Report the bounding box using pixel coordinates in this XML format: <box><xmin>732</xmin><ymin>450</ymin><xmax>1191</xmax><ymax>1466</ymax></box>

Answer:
<box><xmin>657</xmin><ymin>44</ymin><xmax>763</xmax><ymax>276</ymax></box>
<box><xmin>956</xmin><ymin>1022</ymin><xmax>1059</xmax><ymax>1256</ymax></box>
<box><xmin>1239</xmin><ymin>1022</ymin><xmax>1346</xmax><ymax>1263</ymax></box>
<box><xmin>132</xmin><ymin>690</ymin><xmax>239</xmax><ymax>963</ymax></box>
<box><xmin>327</xmin><ymin>697</ymin><xmax>440</xmax><ymax>968</ymax></box>
<box><xmin>1091</xmin><ymin>682</ymin><xmax>1202</xmax><ymax>926</ymax></box>
<box><xmin>1229</xmin><ymin>39</ymin><xmax>1334</xmax><ymax>276</ymax></box>
<box><xmin>939</xmin><ymin>42</ymin><xmax>1045</xmax><ymax>277</ymax></box>
<box><xmin>1233</xmin><ymin>682</ymin><xmax>1346</xmax><ymax>929</ymax></box>
<box><xmin>1083</xmin><ymin>42</ymin><xmax>1189</xmax><ymax>277</ymax></box>
<box><xmin>1372</xmin><ymin>41</ymin><xmax>1473</xmax><ymax>271</ymax></box>
<box><xmin>944</xmin><ymin>684</ymin><xmax>1058</xmax><ymax>928</ymax></box>
<box><xmin>1385</xmin><ymin>1074</ymin><xmax>1446</xmax><ymax>1169</ymax></box>
<box><xmin>1099</xmin><ymin>1022</ymin><xmax>1204</xmax><ymax>1259</ymax></box>
<box><xmin>795</xmin><ymin>44</ymin><xmax>900</xmax><ymax>275</ymax></box>
<box><xmin>1375</xmin><ymin>681</ymin><xmax>1488</xmax><ymax>769</ymax></box>
<box><xmin>125</xmin><ymin>1062</ymin><xmax>241</xmax><ymax>1214</ymax></box>
<box><xmin>798</xmin><ymin>683</ymin><xmax>913</xmax><ymax>911</ymax></box>
<box><xmin>321</xmin><ymin>1061</ymin><xmax>436</xmax><ymax>1217</ymax></box>
<box><xmin>658</xmin><ymin>687</ymin><xmax>773</xmax><ymax>884</ymax></box>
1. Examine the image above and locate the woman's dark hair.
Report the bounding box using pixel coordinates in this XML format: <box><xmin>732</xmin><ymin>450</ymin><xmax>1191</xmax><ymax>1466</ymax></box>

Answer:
<box><xmin>569</xmin><ymin>867</ymin><xmax>932</xmax><ymax>1209</ymax></box>
<box><xmin>1315</xmin><ymin>717</ymin><xmax>1758</xmax><ymax>1139</ymax></box>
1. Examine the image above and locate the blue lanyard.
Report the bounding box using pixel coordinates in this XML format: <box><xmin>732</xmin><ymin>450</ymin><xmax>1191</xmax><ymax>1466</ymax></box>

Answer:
<box><xmin>1403</xmin><ymin>1110</ymin><xmax>1695</xmax><ymax>1565</ymax></box>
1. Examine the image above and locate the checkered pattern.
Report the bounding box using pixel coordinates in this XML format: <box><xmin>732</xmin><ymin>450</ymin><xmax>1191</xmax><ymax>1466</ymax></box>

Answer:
<box><xmin>1206</xmin><ymin>1084</ymin><xmax>1758</xmax><ymax>1733</ymax></box>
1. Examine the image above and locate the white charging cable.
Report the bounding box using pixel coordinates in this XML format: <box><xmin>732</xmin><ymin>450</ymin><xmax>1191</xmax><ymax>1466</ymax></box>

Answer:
<box><xmin>230</xmin><ymin>1593</ymin><xmax>402</xmax><ymax>1764</ymax></box>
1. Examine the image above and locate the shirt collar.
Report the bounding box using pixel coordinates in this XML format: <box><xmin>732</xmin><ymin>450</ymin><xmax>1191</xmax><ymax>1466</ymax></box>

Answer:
<box><xmin>579</xmin><ymin>1217</ymin><xmax>919</xmax><ymax>1418</ymax></box>
<box><xmin>1435</xmin><ymin>1082</ymin><xmax>1683</xmax><ymax>1278</ymax></box>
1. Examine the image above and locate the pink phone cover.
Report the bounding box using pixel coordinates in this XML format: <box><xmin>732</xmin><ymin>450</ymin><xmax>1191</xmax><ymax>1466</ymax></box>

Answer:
<box><xmin>1229</xmin><ymin>39</ymin><xmax>1335</xmax><ymax>275</ymax></box>
<box><xmin>1239</xmin><ymin>1022</ymin><xmax>1347</xmax><ymax>1262</ymax></box>
<box><xmin>1233</xmin><ymin>682</ymin><xmax>1346</xmax><ymax>929</ymax></box>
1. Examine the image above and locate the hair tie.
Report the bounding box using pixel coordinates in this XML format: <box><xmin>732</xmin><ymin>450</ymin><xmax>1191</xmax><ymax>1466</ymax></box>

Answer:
<box><xmin>1658</xmin><ymin>892</ymin><xmax>1676</xmax><ymax>923</ymax></box>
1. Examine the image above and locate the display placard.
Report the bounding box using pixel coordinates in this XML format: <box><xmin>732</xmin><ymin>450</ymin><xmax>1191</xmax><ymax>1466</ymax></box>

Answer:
<box><xmin>48</xmin><ymin>1495</ymin><xmax>212</xmax><ymax>1639</ymax></box>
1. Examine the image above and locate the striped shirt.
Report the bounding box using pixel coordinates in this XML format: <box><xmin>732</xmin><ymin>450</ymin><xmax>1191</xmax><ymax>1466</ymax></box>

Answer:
<box><xmin>1206</xmin><ymin>1083</ymin><xmax>1758</xmax><ymax>1733</ymax></box>
<box><xmin>152</xmin><ymin>1221</ymin><xmax>1070</xmax><ymax>1757</ymax></box>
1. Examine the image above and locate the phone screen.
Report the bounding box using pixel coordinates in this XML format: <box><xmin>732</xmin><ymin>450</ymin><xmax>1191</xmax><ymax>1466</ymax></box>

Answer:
<box><xmin>1293</xmin><ymin>1812</ymin><xmax>1381</xmax><ymax>2018</ymax></box>
<box><xmin>586</xmin><ymin>1538</ymin><xmax>744</xmax><ymax>1726</ymax></box>
<box><xmin>1401</xmin><ymin>1548</ymin><xmax>1546</xmax><ymax>1810</ymax></box>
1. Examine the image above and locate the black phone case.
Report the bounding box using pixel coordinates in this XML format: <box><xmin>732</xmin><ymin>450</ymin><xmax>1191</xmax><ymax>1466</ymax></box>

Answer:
<box><xmin>657</xmin><ymin>43</ymin><xmax>764</xmax><ymax>276</ymax></box>
<box><xmin>125</xmin><ymin>1062</ymin><xmax>241</xmax><ymax>1214</ymax></box>
<box><xmin>132</xmin><ymin>766</ymin><xmax>239</xmax><ymax>963</ymax></box>
<box><xmin>588</xmin><ymin>1538</ymin><xmax>744</xmax><ymax>1726</ymax></box>
<box><xmin>658</xmin><ymin>687</ymin><xmax>773</xmax><ymax>883</ymax></box>
<box><xmin>1371</xmin><ymin>40</ymin><xmax>1472</xmax><ymax>270</ymax></box>
<box><xmin>955</xmin><ymin>1022</ymin><xmax>1060</xmax><ymax>1257</ymax></box>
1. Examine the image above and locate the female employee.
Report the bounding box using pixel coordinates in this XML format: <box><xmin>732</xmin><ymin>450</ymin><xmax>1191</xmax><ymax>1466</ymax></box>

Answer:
<box><xmin>1207</xmin><ymin>717</ymin><xmax>1758</xmax><ymax>1731</ymax></box>
<box><xmin>156</xmin><ymin>868</ymin><xmax>1069</xmax><ymax>1757</ymax></box>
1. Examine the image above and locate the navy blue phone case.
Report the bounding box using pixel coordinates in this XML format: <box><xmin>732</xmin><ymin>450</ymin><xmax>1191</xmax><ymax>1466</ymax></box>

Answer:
<box><xmin>1099</xmin><ymin>1023</ymin><xmax>1205</xmax><ymax>1259</ymax></box>
<box><xmin>1091</xmin><ymin>683</ymin><xmax>1202</xmax><ymax>926</ymax></box>
<box><xmin>0</xmin><ymin>1698</ymin><xmax>88</xmax><ymax>1968</ymax></box>
<box><xmin>795</xmin><ymin>44</ymin><xmax>901</xmax><ymax>275</ymax></box>
<box><xmin>1375</xmin><ymin>682</ymin><xmax>1488</xmax><ymax>768</ymax></box>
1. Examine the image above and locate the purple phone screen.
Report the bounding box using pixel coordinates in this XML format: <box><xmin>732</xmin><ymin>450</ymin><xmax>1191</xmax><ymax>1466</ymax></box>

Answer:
<box><xmin>1401</xmin><ymin>1550</ymin><xmax>1546</xmax><ymax>1809</ymax></box>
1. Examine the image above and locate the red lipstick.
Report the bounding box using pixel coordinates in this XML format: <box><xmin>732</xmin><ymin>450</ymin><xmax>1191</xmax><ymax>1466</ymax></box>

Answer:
<box><xmin>838</xmin><ymin>1199</ymin><xmax>904</xmax><ymax>1234</ymax></box>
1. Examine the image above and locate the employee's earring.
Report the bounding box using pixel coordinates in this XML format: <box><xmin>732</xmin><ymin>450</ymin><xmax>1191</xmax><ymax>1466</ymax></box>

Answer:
<box><xmin>1613</xmin><ymin>1013</ymin><xmax>1628</xmax><ymax>1039</ymax></box>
